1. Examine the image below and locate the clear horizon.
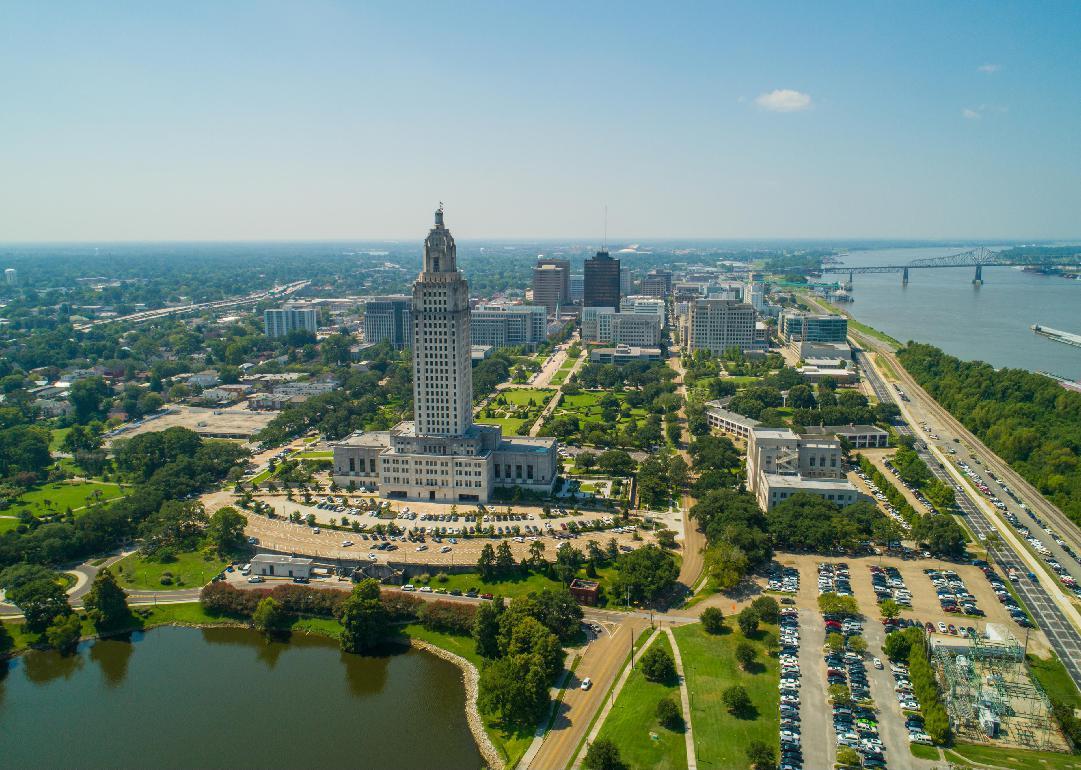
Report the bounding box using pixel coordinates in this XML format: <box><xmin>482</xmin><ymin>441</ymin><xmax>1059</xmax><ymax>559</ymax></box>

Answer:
<box><xmin>3</xmin><ymin>2</ymin><xmax>1080</xmax><ymax>241</ymax></box>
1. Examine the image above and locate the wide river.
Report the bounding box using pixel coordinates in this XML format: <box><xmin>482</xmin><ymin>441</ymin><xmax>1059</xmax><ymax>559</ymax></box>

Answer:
<box><xmin>0</xmin><ymin>626</ymin><xmax>484</xmax><ymax>769</ymax></box>
<box><xmin>832</xmin><ymin>246</ymin><xmax>1081</xmax><ymax>381</ymax></box>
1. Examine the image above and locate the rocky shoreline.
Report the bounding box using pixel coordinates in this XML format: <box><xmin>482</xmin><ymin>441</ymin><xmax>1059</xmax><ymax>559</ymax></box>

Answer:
<box><xmin>410</xmin><ymin>638</ymin><xmax>504</xmax><ymax>770</ymax></box>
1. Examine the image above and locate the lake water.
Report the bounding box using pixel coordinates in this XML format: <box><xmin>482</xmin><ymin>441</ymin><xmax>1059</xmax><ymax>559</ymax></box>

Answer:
<box><xmin>0</xmin><ymin>627</ymin><xmax>484</xmax><ymax>769</ymax></box>
<box><xmin>832</xmin><ymin>246</ymin><xmax>1081</xmax><ymax>380</ymax></box>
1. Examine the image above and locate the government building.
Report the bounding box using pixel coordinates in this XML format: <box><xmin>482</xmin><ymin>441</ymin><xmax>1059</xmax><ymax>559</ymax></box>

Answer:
<box><xmin>332</xmin><ymin>207</ymin><xmax>559</xmax><ymax>502</ymax></box>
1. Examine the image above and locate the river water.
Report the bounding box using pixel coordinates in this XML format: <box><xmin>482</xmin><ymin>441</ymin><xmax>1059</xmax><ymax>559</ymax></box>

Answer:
<box><xmin>0</xmin><ymin>627</ymin><xmax>484</xmax><ymax>769</ymax></box>
<box><xmin>831</xmin><ymin>246</ymin><xmax>1081</xmax><ymax>381</ymax></box>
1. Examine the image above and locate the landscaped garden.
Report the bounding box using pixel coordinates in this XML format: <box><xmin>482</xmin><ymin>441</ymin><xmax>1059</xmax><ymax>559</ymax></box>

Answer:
<box><xmin>475</xmin><ymin>387</ymin><xmax>556</xmax><ymax>435</ymax></box>
<box><xmin>1</xmin><ymin>481</ymin><xmax>126</xmax><ymax>528</ymax></box>
<box><xmin>113</xmin><ymin>548</ymin><xmax>231</xmax><ymax>589</ymax></box>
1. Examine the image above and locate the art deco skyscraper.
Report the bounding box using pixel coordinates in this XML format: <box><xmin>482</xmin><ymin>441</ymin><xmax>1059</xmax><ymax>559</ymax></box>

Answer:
<box><xmin>411</xmin><ymin>205</ymin><xmax>474</xmax><ymax>436</ymax></box>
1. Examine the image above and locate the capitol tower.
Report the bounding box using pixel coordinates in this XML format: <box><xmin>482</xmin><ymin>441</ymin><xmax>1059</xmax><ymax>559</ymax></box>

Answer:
<box><xmin>332</xmin><ymin>205</ymin><xmax>559</xmax><ymax>503</ymax></box>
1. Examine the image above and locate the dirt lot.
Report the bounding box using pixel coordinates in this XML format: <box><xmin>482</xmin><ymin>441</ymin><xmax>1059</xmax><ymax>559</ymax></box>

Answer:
<box><xmin>110</xmin><ymin>405</ymin><xmax>277</xmax><ymax>442</ymax></box>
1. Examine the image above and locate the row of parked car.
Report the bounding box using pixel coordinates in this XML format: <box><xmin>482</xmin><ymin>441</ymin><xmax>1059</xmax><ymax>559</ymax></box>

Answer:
<box><xmin>853</xmin><ymin>467</ymin><xmax>914</xmax><ymax>536</ymax></box>
<box><xmin>823</xmin><ymin>606</ymin><xmax>887</xmax><ymax>767</ymax></box>
<box><xmin>996</xmin><ymin>502</ymin><xmax>1081</xmax><ymax>600</ymax></box>
<box><xmin>869</xmin><ymin>565</ymin><xmax>912</xmax><ymax>607</ymax></box>
<box><xmin>777</xmin><ymin>607</ymin><xmax>803</xmax><ymax>770</ymax></box>
<box><xmin>768</xmin><ymin>563</ymin><xmax>800</xmax><ymax>594</ymax></box>
<box><xmin>882</xmin><ymin>457</ymin><xmax>936</xmax><ymax>513</ymax></box>
<box><xmin>924</xmin><ymin>568</ymin><xmax>984</xmax><ymax>617</ymax></box>
<box><xmin>975</xmin><ymin>560</ymin><xmax>1034</xmax><ymax>627</ymax></box>
<box><xmin>818</xmin><ymin>562</ymin><xmax>853</xmax><ymax>597</ymax></box>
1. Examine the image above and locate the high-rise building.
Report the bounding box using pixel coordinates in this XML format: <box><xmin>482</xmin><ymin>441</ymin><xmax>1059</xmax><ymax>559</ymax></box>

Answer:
<box><xmin>332</xmin><ymin>207</ymin><xmax>558</xmax><ymax>503</ymax></box>
<box><xmin>685</xmin><ymin>299</ymin><xmax>756</xmax><ymax>356</ymax></box>
<box><xmin>532</xmin><ymin>259</ymin><xmax>569</xmax><ymax>315</ymax></box>
<box><xmin>471</xmin><ymin>304</ymin><xmax>547</xmax><ymax>349</ymax></box>
<box><xmin>3</xmin><ymin>268</ymin><xmax>16</xmax><ymax>286</ymax></box>
<box><xmin>642</xmin><ymin>269</ymin><xmax>672</xmax><ymax>298</ymax></box>
<box><xmin>363</xmin><ymin>296</ymin><xmax>412</xmax><ymax>348</ymax></box>
<box><xmin>779</xmin><ymin>310</ymin><xmax>848</xmax><ymax>344</ymax></box>
<box><xmin>264</xmin><ymin>305</ymin><xmax>319</xmax><ymax>338</ymax></box>
<box><xmin>569</xmin><ymin>274</ymin><xmax>585</xmax><ymax>302</ymax></box>
<box><xmin>584</xmin><ymin>250</ymin><xmax>621</xmax><ymax>308</ymax></box>
<box><xmin>620</xmin><ymin>267</ymin><xmax>633</xmax><ymax>296</ymax></box>
<box><xmin>582</xmin><ymin>306</ymin><xmax>661</xmax><ymax>346</ymax></box>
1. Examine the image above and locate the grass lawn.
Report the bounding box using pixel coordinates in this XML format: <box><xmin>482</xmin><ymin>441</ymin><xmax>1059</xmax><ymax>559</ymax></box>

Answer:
<box><xmin>499</xmin><ymin>388</ymin><xmax>556</xmax><ymax>407</ymax></box>
<box><xmin>295</xmin><ymin>450</ymin><xmax>333</xmax><ymax>459</ymax></box>
<box><xmin>721</xmin><ymin>374</ymin><xmax>763</xmax><ymax>385</ymax></box>
<box><xmin>947</xmin><ymin>743</ymin><xmax>1081</xmax><ymax>770</ymax></box>
<box><xmin>0</xmin><ymin>517</ymin><xmax>21</xmax><ymax>533</ymax></box>
<box><xmin>909</xmin><ymin>743</ymin><xmax>940</xmax><ymax>760</ymax></box>
<box><xmin>49</xmin><ymin>426</ymin><xmax>72</xmax><ymax>452</ymax></box>
<box><xmin>11</xmin><ymin>480</ymin><xmax>125</xmax><ymax>517</ymax></box>
<box><xmin>596</xmin><ymin>632</ymin><xmax>687</xmax><ymax>770</ymax></box>
<box><xmin>474</xmin><ymin>416</ymin><xmax>531</xmax><ymax>434</ymax></box>
<box><xmin>550</xmin><ymin>369</ymin><xmax>571</xmax><ymax>386</ymax></box>
<box><xmin>113</xmin><ymin>548</ymin><xmax>231</xmax><ymax>590</ymax></box>
<box><xmin>674</xmin><ymin>620</ymin><xmax>779</xmax><ymax>769</ymax></box>
<box><xmin>1027</xmin><ymin>653</ymin><xmax>1081</xmax><ymax>708</ymax></box>
<box><xmin>419</xmin><ymin>567</ymin><xmax>620</xmax><ymax>602</ymax></box>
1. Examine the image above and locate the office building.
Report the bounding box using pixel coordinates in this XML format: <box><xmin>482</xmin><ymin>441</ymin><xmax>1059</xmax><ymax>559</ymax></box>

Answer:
<box><xmin>589</xmin><ymin>345</ymin><xmax>663</xmax><ymax>364</ymax></box>
<box><xmin>779</xmin><ymin>310</ymin><xmax>848</xmax><ymax>344</ymax></box>
<box><xmin>620</xmin><ymin>267</ymin><xmax>633</xmax><ymax>297</ymax></box>
<box><xmin>4</xmin><ymin>268</ymin><xmax>16</xmax><ymax>286</ymax></box>
<box><xmin>332</xmin><ymin>207</ymin><xmax>558</xmax><ymax>502</ymax></box>
<box><xmin>642</xmin><ymin>269</ymin><xmax>671</xmax><ymax>298</ymax></box>
<box><xmin>581</xmin><ymin>306</ymin><xmax>661</xmax><ymax>346</ymax></box>
<box><xmin>532</xmin><ymin>258</ymin><xmax>570</xmax><ymax>315</ymax></box>
<box><xmin>620</xmin><ymin>297</ymin><xmax>666</xmax><ymax>325</ymax></box>
<box><xmin>746</xmin><ymin>427</ymin><xmax>858</xmax><ymax>510</ymax></box>
<box><xmin>584</xmin><ymin>250</ymin><xmax>621</xmax><ymax>308</ymax></box>
<box><xmin>705</xmin><ymin>401</ymin><xmax>759</xmax><ymax>439</ymax></box>
<box><xmin>569</xmin><ymin>274</ymin><xmax>585</xmax><ymax>302</ymax></box>
<box><xmin>264</xmin><ymin>305</ymin><xmax>318</xmax><ymax>338</ymax></box>
<box><xmin>363</xmin><ymin>295</ymin><xmax>412</xmax><ymax>348</ymax></box>
<box><xmin>685</xmin><ymin>299</ymin><xmax>756</xmax><ymax>356</ymax></box>
<box><xmin>802</xmin><ymin>424</ymin><xmax>889</xmax><ymax>449</ymax></box>
<box><xmin>471</xmin><ymin>304</ymin><xmax>547</xmax><ymax>349</ymax></box>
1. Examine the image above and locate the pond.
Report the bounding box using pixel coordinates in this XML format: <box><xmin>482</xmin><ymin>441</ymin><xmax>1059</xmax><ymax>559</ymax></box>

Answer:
<box><xmin>0</xmin><ymin>626</ymin><xmax>484</xmax><ymax>769</ymax></box>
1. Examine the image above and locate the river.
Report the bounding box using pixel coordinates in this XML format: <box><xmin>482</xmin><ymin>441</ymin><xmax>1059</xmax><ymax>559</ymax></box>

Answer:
<box><xmin>0</xmin><ymin>626</ymin><xmax>484</xmax><ymax>769</ymax></box>
<box><xmin>830</xmin><ymin>246</ymin><xmax>1081</xmax><ymax>381</ymax></box>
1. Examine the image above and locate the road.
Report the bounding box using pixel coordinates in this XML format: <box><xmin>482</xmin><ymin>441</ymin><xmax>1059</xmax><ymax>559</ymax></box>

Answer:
<box><xmin>667</xmin><ymin>352</ymin><xmax>706</xmax><ymax>594</ymax></box>
<box><xmin>858</xmin><ymin>347</ymin><xmax>1081</xmax><ymax>690</ymax></box>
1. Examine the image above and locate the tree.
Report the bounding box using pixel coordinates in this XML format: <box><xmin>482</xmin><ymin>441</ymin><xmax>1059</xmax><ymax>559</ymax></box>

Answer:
<box><xmin>913</xmin><ymin>514</ymin><xmax>966</xmax><ymax>557</ymax></box>
<box><xmin>553</xmin><ymin>543</ymin><xmax>583</xmax><ymax>585</ymax></box>
<box><xmin>477</xmin><ymin>542</ymin><xmax>497</xmax><ymax>580</ymax></box>
<box><xmin>837</xmin><ymin>746</ymin><xmax>862</xmax><ymax>767</ymax></box>
<box><xmin>747</xmin><ymin>740</ymin><xmax>777</xmax><ymax>770</ymax></box>
<box><xmin>829</xmin><ymin>683</ymin><xmax>853</xmax><ymax>705</ymax></box>
<box><xmin>879</xmin><ymin>598</ymin><xmax>901</xmax><ymax>620</ymax></box>
<box><xmin>45</xmin><ymin>612</ymin><xmax>82</xmax><ymax>654</ymax></box>
<box><xmin>252</xmin><ymin>596</ymin><xmax>285</xmax><ymax>635</ymax></box>
<box><xmin>786</xmin><ymin>383</ymin><xmax>816</xmax><ymax>409</ymax></box>
<box><xmin>722</xmin><ymin>684</ymin><xmax>752</xmax><ymax>716</ymax></box>
<box><xmin>705</xmin><ymin>542</ymin><xmax>750</xmax><ymax>591</ymax></box>
<box><xmin>847</xmin><ymin>635</ymin><xmax>868</xmax><ymax>654</ymax></box>
<box><xmin>737</xmin><ymin>606</ymin><xmax>759</xmax><ymax>637</ymax></box>
<box><xmin>527</xmin><ymin>538</ymin><xmax>546</xmax><ymax>568</ymax></box>
<box><xmin>826</xmin><ymin>632</ymin><xmax>846</xmax><ymax>653</ymax></box>
<box><xmin>495</xmin><ymin>540</ymin><xmax>516</xmax><ymax>576</ymax></box>
<box><xmin>611</xmin><ymin>544</ymin><xmax>678</xmax><ymax>604</ymax></box>
<box><xmin>473</xmin><ymin>597</ymin><xmax>503</xmax><ymax>658</ymax></box>
<box><xmin>583</xmin><ymin>738</ymin><xmax>628</xmax><ymax>770</ymax></box>
<box><xmin>339</xmin><ymin>579</ymin><xmax>389</xmax><ymax>654</ymax></box>
<box><xmin>750</xmin><ymin>595</ymin><xmax>779</xmax><ymax>624</ymax></box>
<box><xmin>478</xmin><ymin>654</ymin><xmax>550</xmax><ymax>727</ymax></box>
<box><xmin>529</xmin><ymin>588</ymin><xmax>584</xmax><ymax>643</ymax></box>
<box><xmin>597</xmin><ymin>449</ymin><xmax>635</xmax><ymax>476</ymax></box>
<box><xmin>83</xmin><ymin>568</ymin><xmax>130</xmax><ymax>631</ymax></box>
<box><xmin>656</xmin><ymin>697</ymin><xmax>682</xmax><ymax>730</ymax></box>
<box><xmin>639</xmin><ymin>643</ymin><xmax>676</xmax><ymax>683</ymax></box>
<box><xmin>69</xmin><ymin>376</ymin><xmax>112</xmax><ymax>423</ymax></box>
<box><xmin>735</xmin><ymin>641</ymin><xmax>757</xmax><ymax>671</ymax></box>
<box><xmin>883</xmin><ymin>630</ymin><xmax>913</xmax><ymax>661</ymax></box>
<box><xmin>206</xmin><ymin>506</ymin><xmax>248</xmax><ymax>556</ymax></box>
<box><xmin>6</xmin><ymin>575</ymin><xmax>70</xmax><ymax>633</ymax></box>
<box><xmin>576</xmin><ymin>452</ymin><xmax>597</xmax><ymax>471</ymax></box>
<box><xmin>636</xmin><ymin>456</ymin><xmax>670</xmax><ymax>509</ymax></box>
<box><xmin>700</xmin><ymin>607</ymin><xmax>725</xmax><ymax>634</ymax></box>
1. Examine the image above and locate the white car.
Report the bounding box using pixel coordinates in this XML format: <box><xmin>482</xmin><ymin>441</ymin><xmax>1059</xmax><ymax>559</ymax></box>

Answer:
<box><xmin>341</xmin><ymin>540</ymin><xmax>353</xmax><ymax>547</ymax></box>
<box><xmin>440</xmin><ymin>546</ymin><xmax>452</xmax><ymax>553</ymax></box>
<box><xmin>402</xmin><ymin>584</ymin><xmax>416</xmax><ymax>592</ymax></box>
<box><xmin>580</xmin><ymin>677</ymin><xmax>592</xmax><ymax>690</ymax></box>
<box><xmin>872</xmin><ymin>658</ymin><xmax>883</xmax><ymax>669</ymax></box>
<box><xmin>419</xmin><ymin>586</ymin><xmax>433</xmax><ymax>593</ymax></box>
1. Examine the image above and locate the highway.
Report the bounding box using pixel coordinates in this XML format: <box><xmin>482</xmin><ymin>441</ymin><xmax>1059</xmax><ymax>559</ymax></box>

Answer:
<box><xmin>859</xmin><ymin>349</ymin><xmax>1081</xmax><ymax>690</ymax></box>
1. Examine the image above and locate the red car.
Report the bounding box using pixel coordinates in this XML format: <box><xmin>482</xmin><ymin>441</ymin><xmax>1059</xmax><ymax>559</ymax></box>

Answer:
<box><xmin>480</xmin><ymin>593</ymin><xmax>494</xmax><ymax>600</ymax></box>
<box><xmin>924</xmin><ymin>622</ymin><xmax>934</xmax><ymax>633</ymax></box>
<box><xmin>948</xmin><ymin>624</ymin><xmax>958</xmax><ymax>635</ymax></box>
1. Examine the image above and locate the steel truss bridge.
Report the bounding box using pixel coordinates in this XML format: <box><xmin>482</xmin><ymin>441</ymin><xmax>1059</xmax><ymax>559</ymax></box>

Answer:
<box><xmin>820</xmin><ymin>246</ymin><xmax>1078</xmax><ymax>284</ymax></box>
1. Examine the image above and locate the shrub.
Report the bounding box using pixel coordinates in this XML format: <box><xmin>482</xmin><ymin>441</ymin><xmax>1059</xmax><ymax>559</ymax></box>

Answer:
<box><xmin>737</xmin><ymin>606</ymin><xmax>759</xmax><ymax>637</ymax></box>
<box><xmin>381</xmin><ymin>590</ymin><xmax>424</xmax><ymax>621</ymax></box>
<box><xmin>700</xmin><ymin>607</ymin><xmax>724</xmax><ymax>634</ymax></box>
<box><xmin>746</xmin><ymin>740</ymin><xmax>776</xmax><ymax>770</ymax></box>
<box><xmin>419</xmin><ymin>600</ymin><xmax>477</xmax><ymax>634</ymax></box>
<box><xmin>750</xmin><ymin>595</ymin><xmax>779</xmax><ymax>624</ymax></box>
<box><xmin>735</xmin><ymin>641</ymin><xmax>756</xmax><ymax>671</ymax></box>
<box><xmin>655</xmin><ymin>697</ymin><xmax>682</xmax><ymax>730</ymax></box>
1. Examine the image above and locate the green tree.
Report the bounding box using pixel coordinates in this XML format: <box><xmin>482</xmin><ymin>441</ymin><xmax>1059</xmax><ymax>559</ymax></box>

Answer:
<box><xmin>737</xmin><ymin>606</ymin><xmax>759</xmax><ymax>637</ymax></box>
<box><xmin>69</xmin><ymin>376</ymin><xmax>112</xmax><ymax>423</ymax></box>
<box><xmin>879</xmin><ymin>598</ymin><xmax>901</xmax><ymax>620</ymax></box>
<box><xmin>45</xmin><ymin>612</ymin><xmax>82</xmax><ymax>654</ymax></box>
<box><xmin>83</xmin><ymin>568</ymin><xmax>130</xmax><ymax>631</ymax></box>
<box><xmin>552</xmin><ymin>542</ymin><xmax>583</xmax><ymax>585</ymax></box>
<box><xmin>837</xmin><ymin>746</ymin><xmax>861</xmax><ymax>767</ymax></box>
<box><xmin>700</xmin><ymin>607</ymin><xmax>725</xmax><ymax>634</ymax></box>
<box><xmin>611</xmin><ymin>544</ymin><xmax>678</xmax><ymax>604</ymax></box>
<box><xmin>735</xmin><ymin>640</ymin><xmax>757</xmax><ymax>671</ymax></box>
<box><xmin>477</xmin><ymin>542</ymin><xmax>497</xmax><ymax>580</ymax></box>
<box><xmin>883</xmin><ymin>630</ymin><xmax>913</xmax><ymax>661</ymax></box>
<box><xmin>829</xmin><ymin>683</ymin><xmax>853</xmax><ymax>705</ymax></box>
<box><xmin>597</xmin><ymin>449</ymin><xmax>636</xmax><ymax>476</ymax></box>
<box><xmin>6</xmin><ymin>575</ymin><xmax>70</xmax><ymax>633</ymax></box>
<box><xmin>472</xmin><ymin>596</ymin><xmax>503</xmax><ymax>658</ymax></box>
<box><xmin>847</xmin><ymin>635</ymin><xmax>868</xmax><ymax>654</ymax></box>
<box><xmin>206</xmin><ymin>506</ymin><xmax>248</xmax><ymax>556</ymax></box>
<box><xmin>826</xmin><ymin>632</ymin><xmax>846</xmax><ymax>653</ymax></box>
<box><xmin>750</xmin><ymin>595</ymin><xmax>780</xmax><ymax>624</ymax></box>
<box><xmin>583</xmin><ymin>738</ymin><xmax>628</xmax><ymax>770</ymax></box>
<box><xmin>339</xmin><ymin>579</ymin><xmax>388</xmax><ymax>654</ymax></box>
<box><xmin>722</xmin><ymin>684</ymin><xmax>751</xmax><ymax>716</ymax></box>
<box><xmin>495</xmin><ymin>540</ymin><xmax>516</xmax><ymax>575</ymax></box>
<box><xmin>252</xmin><ymin>596</ymin><xmax>285</xmax><ymax>635</ymax></box>
<box><xmin>639</xmin><ymin>643</ymin><xmax>676</xmax><ymax>683</ymax></box>
<box><xmin>705</xmin><ymin>542</ymin><xmax>750</xmax><ymax>591</ymax></box>
<box><xmin>478</xmin><ymin>654</ymin><xmax>550</xmax><ymax>727</ymax></box>
<box><xmin>747</xmin><ymin>740</ymin><xmax>777</xmax><ymax>770</ymax></box>
<box><xmin>529</xmin><ymin>588</ymin><xmax>584</xmax><ymax>643</ymax></box>
<box><xmin>656</xmin><ymin>696</ymin><xmax>682</xmax><ymax>729</ymax></box>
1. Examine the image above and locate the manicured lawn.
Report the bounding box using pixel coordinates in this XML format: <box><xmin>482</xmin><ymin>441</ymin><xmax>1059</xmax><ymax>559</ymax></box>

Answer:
<box><xmin>1027</xmin><ymin>653</ymin><xmax>1081</xmax><ymax>708</ymax></box>
<box><xmin>474</xmin><ymin>416</ymin><xmax>531</xmax><ymax>434</ymax></box>
<box><xmin>0</xmin><ymin>516</ymin><xmax>20</xmax><ymax>533</ymax></box>
<box><xmin>596</xmin><ymin>632</ymin><xmax>687</xmax><ymax>770</ymax></box>
<box><xmin>674</xmin><ymin>620</ymin><xmax>779</xmax><ymax>769</ymax></box>
<box><xmin>499</xmin><ymin>388</ymin><xmax>556</xmax><ymax>407</ymax></box>
<box><xmin>113</xmin><ymin>548</ymin><xmax>231</xmax><ymax>590</ymax></box>
<box><xmin>721</xmin><ymin>374</ymin><xmax>762</xmax><ymax>385</ymax></box>
<box><xmin>550</xmin><ymin>369</ymin><xmax>571</xmax><ymax>385</ymax></box>
<box><xmin>909</xmin><ymin>743</ymin><xmax>940</xmax><ymax>760</ymax></box>
<box><xmin>10</xmin><ymin>481</ymin><xmax>125</xmax><ymax>517</ymax></box>
<box><xmin>418</xmin><ymin>567</ymin><xmax>619</xmax><ymax>602</ymax></box>
<box><xmin>49</xmin><ymin>426</ymin><xmax>72</xmax><ymax>452</ymax></box>
<box><xmin>295</xmin><ymin>450</ymin><xmax>333</xmax><ymax>459</ymax></box>
<box><xmin>948</xmin><ymin>742</ymin><xmax>1081</xmax><ymax>770</ymax></box>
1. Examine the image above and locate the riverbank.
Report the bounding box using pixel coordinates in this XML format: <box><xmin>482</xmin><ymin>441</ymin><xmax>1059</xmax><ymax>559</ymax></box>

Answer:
<box><xmin>2</xmin><ymin>602</ymin><xmax>508</xmax><ymax>769</ymax></box>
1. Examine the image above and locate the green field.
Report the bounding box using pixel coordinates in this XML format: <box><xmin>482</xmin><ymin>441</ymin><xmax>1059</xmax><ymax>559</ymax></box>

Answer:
<box><xmin>554</xmin><ymin>391</ymin><xmax>648</xmax><ymax>428</ymax></box>
<box><xmin>474</xmin><ymin>416</ymin><xmax>531</xmax><ymax>433</ymax></box>
<box><xmin>596</xmin><ymin>632</ymin><xmax>687</xmax><ymax>770</ymax></box>
<box><xmin>674</xmin><ymin>620</ymin><xmax>779</xmax><ymax>769</ymax></box>
<box><xmin>475</xmin><ymin>387</ymin><xmax>555</xmax><ymax>435</ymax></box>
<box><xmin>49</xmin><ymin>426</ymin><xmax>72</xmax><ymax>452</ymax></box>
<box><xmin>418</xmin><ymin>566</ymin><xmax>618</xmax><ymax>600</ymax></box>
<box><xmin>499</xmin><ymin>387</ymin><xmax>556</xmax><ymax>407</ymax></box>
<box><xmin>113</xmin><ymin>548</ymin><xmax>231</xmax><ymax>590</ymax></box>
<box><xmin>946</xmin><ymin>743</ymin><xmax>1081</xmax><ymax>770</ymax></box>
<box><xmin>909</xmin><ymin>743</ymin><xmax>940</xmax><ymax>760</ymax></box>
<box><xmin>1027</xmin><ymin>653</ymin><xmax>1081</xmax><ymax>708</ymax></box>
<box><xmin>294</xmin><ymin>450</ymin><xmax>333</xmax><ymax>459</ymax></box>
<box><xmin>9</xmin><ymin>481</ymin><xmax>125</xmax><ymax>517</ymax></box>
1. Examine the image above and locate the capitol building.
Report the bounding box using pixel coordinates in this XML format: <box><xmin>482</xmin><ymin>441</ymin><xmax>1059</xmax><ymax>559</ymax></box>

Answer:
<box><xmin>332</xmin><ymin>207</ymin><xmax>559</xmax><ymax>503</ymax></box>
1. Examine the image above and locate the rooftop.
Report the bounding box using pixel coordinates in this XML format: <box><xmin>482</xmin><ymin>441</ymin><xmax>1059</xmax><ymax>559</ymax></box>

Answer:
<box><xmin>762</xmin><ymin>473</ymin><xmax>857</xmax><ymax>491</ymax></box>
<box><xmin>335</xmin><ymin>431</ymin><xmax>394</xmax><ymax>448</ymax></box>
<box><xmin>251</xmin><ymin>554</ymin><xmax>314</xmax><ymax>566</ymax></box>
<box><xmin>803</xmin><ymin>424</ymin><xmax>888</xmax><ymax>437</ymax></box>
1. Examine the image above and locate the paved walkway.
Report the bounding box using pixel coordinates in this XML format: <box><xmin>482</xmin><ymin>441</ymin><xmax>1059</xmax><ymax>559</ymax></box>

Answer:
<box><xmin>570</xmin><ymin>626</ymin><xmax>662</xmax><ymax>769</ymax></box>
<box><xmin>664</xmin><ymin>626</ymin><xmax>697</xmax><ymax>770</ymax></box>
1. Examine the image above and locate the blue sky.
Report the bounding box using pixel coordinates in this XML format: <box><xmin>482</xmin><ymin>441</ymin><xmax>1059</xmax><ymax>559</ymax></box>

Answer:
<box><xmin>2</xmin><ymin>1</ymin><xmax>1079</xmax><ymax>241</ymax></box>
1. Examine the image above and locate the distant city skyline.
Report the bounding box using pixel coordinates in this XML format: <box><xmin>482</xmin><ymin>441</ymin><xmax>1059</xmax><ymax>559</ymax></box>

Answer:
<box><xmin>2</xmin><ymin>2</ymin><xmax>1079</xmax><ymax>241</ymax></box>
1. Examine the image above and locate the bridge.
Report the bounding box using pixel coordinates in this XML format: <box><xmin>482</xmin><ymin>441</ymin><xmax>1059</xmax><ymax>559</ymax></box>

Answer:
<box><xmin>820</xmin><ymin>246</ymin><xmax>1079</xmax><ymax>284</ymax></box>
